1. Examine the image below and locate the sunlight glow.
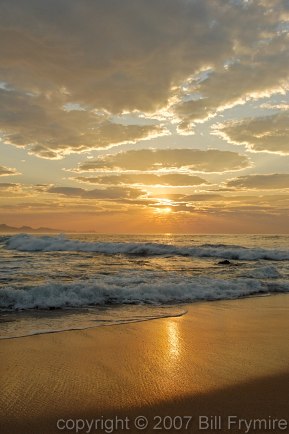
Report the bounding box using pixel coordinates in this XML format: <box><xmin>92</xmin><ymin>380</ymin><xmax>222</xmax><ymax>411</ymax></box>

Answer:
<box><xmin>155</xmin><ymin>207</ymin><xmax>172</xmax><ymax>214</ymax></box>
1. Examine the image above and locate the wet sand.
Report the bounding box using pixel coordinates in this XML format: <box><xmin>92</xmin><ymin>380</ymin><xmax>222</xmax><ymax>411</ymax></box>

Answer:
<box><xmin>1</xmin><ymin>295</ymin><xmax>289</xmax><ymax>434</ymax></box>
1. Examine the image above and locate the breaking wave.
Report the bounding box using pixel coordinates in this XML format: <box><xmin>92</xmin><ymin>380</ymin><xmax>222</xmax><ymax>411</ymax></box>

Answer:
<box><xmin>4</xmin><ymin>234</ymin><xmax>289</xmax><ymax>261</ymax></box>
<box><xmin>1</xmin><ymin>276</ymin><xmax>289</xmax><ymax>311</ymax></box>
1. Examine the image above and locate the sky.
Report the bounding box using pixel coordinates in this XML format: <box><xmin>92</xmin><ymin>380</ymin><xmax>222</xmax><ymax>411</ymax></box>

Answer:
<box><xmin>1</xmin><ymin>0</ymin><xmax>289</xmax><ymax>233</ymax></box>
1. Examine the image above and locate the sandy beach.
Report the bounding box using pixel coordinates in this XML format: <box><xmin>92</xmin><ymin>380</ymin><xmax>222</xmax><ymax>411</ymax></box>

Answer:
<box><xmin>1</xmin><ymin>294</ymin><xmax>289</xmax><ymax>434</ymax></box>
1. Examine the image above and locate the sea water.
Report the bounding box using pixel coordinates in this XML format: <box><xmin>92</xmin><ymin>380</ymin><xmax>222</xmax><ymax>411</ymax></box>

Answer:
<box><xmin>0</xmin><ymin>233</ymin><xmax>289</xmax><ymax>338</ymax></box>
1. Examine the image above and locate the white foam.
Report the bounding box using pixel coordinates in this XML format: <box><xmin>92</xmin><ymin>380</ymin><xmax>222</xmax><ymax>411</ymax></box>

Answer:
<box><xmin>5</xmin><ymin>234</ymin><xmax>289</xmax><ymax>260</ymax></box>
<box><xmin>1</xmin><ymin>275</ymin><xmax>288</xmax><ymax>311</ymax></box>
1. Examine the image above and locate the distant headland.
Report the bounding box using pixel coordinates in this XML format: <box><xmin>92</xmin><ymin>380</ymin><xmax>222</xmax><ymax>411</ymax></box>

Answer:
<box><xmin>0</xmin><ymin>224</ymin><xmax>61</xmax><ymax>233</ymax></box>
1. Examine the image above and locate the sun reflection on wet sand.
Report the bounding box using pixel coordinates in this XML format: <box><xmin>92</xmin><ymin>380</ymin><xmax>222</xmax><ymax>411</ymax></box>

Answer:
<box><xmin>166</xmin><ymin>319</ymin><xmax>181</xmax><ymax>361</ymax></box>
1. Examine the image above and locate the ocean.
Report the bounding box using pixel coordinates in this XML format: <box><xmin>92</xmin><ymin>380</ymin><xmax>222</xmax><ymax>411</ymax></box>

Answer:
<box><xmin>1</xmin><ymin>233</ymin><xmax>289</xmax><ymax>339</ymax></box>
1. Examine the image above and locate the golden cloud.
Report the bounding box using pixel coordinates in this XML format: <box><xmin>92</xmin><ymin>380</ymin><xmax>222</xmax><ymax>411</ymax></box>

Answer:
<box><xmin>0</xmin><ymin>182</ymin><xmax>20</xmax><ymax>191</ymax></box>
<box><xmin>0</xmin><ymin>164</ymin><xmax>20</xmax><ymax>176</ymax></box>
<box><xmin>227</xmin><ymin>174</ymin><xmax>289</xmax><ymax>189</ymax></box>
<box><xmin>47</xmin><ymin>186</ymin><xmax>146</xmax><ymax>200</ymax></box>
<box><xmin>75</xmin><ymin>149</ymin><xmax>250</xmax><ymax>173</ymax></box>
<box><xmin>75</xmin><ymin>173</ymin><xmax>208</xmax><ymax>187</ymax></box>
<box><xmin>213</xmin><ymin>112</ymin><xmax>289</xmax><ymax>154</ymax></box>
<box><xmin>0</xmin><ymin>89</ymin><xmax>166</xmax><ymax>159</ymax></box>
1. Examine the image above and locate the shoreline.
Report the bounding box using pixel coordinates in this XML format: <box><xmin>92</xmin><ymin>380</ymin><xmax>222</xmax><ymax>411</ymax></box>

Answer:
<box><xmin>0</xmin><ymin>292</ymin><xmax>282</xmax><ymax>341</ymax></box>
<box><xmin>1</xmin><ymin>294</ymin><xmax>289</xmax><ymax>433</ymax></box>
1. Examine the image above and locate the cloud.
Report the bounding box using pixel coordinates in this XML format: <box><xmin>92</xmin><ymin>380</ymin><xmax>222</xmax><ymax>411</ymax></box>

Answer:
<box><xmin>214</xmin><ymin>112</ymin><xmax>289</xmax><ymax>154</ymax></box>
<box><xmin>180</xmin><ymin>193</ymin><xmax>223</xmax><ymax>202</ymax></box>
<box><xmin>47</xmin><ymin>186</ymin><xmax>145</xmax><ymax>200</ymax></box>
<box><xmin>175</xmin><ymin>41</ymin><xmax>289</xmax><ymax>128</ymax></box>
<box><xmin>260</xmin><ymin>102</ymin><xmax>289</xmax><ymax>110</ymax></box>
<box><xmin>174</xmin><ymin>1</ymin><xmax>289</xmax><ymax>128</ymax></box>
<box><xmin>0</xmin><ymin>0</ymin><xmax>246</xmax><ymax>112</ymax></box>
<box><xmin>74</xmin><ymin>149</ymin><xmax>250</xmax><ymax>173</ymax></box>
<box><xmin>0</xmin><ymin>88</ymin><xmax>165</xmax><ymax>159</ymax></box>
<box><xmin>0</xmin><ymin>182</ymin><xmax>22</xmax><ymax>197</ymax></box>
<box><xmin>0</xmin><ymin>182</ymin><xmax>20</xmax><ymax>190</ymax></box>
<box><xmin>0</xmin><ymin>0</ymin><xmax>288</xmax><ymax>136</ymax></box>
<box><xmin>75</xmin><ymin>173</ymin><xmax>208</xmax><ymax>187</ymax></box>
<box><xmin>0</xmin><ymin>164</ymin><xmax>20</xmax><ymax>176</ymax></box>
<box><xmin>227</xmin><ymin>174</ymin><xmax>289</xmax><ymax>189</ymax></box>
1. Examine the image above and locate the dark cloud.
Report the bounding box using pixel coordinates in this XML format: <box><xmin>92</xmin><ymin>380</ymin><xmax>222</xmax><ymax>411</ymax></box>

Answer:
<box><xmin>0</xmin><ymin>0</ymin><xmax>288</xmax><ymax>139</ymax></box>
<box><xmin>0</xmin><ymin>0</ymin><xmax>240</xmax><ymax>112</ymax></box>
<box><xmin>75</xmin><ymin>173</ymin><xmax>208</xmax><ymax>186</ymax></box>
<box><xmin>75</xmin><ymin>149</ymin><xmax>250</xmax><ymax>172</ymax></box>
<box><xmin>227</xmin><ymin>174</ymin><xmax>289</xmax><ymax>189</ymax></box>
<box><xmin>214</xmin><ymin>112</ymin><xmax>289</xmax><ymax>154</ymax></box>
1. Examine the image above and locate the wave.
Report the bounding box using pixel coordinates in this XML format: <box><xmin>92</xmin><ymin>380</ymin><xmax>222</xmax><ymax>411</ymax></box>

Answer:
<box><xmin>242</xmin><ymin>265</ymin><xmax>282</xmax><ymax>279</ymax></box>
<box><xmin>1</xmin><ymin>276</ymin><xmax>289</xmax><ymax>311</ymax></box>
<box><xmin>4</xmin><ymin>234</ymin><xmax>289</xmax><ymax>261</ymax></box>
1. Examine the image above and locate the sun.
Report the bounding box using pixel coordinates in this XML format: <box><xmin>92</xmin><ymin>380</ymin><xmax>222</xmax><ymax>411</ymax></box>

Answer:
<box><xmin>153</xmin><ymin>198</ymin><xmax>174</xmax><ymax>214</ymax></box>
<box><xmin>155</xmin><ymin>207</ymin><xmax>172</xmax><ymax>214</ymax></box>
